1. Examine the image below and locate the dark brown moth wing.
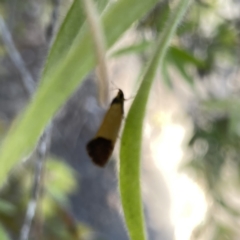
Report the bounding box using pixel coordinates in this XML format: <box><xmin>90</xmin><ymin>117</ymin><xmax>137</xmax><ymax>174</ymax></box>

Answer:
<box><xmin>86</xmin><ymin>137</ymin><xmax>114</xmax><ymax>167</ymax></box>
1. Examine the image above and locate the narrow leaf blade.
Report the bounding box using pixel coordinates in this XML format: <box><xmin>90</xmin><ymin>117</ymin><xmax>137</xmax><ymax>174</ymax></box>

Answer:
<box><xmin>120</xmin><ymin>1</ymin><xmax>192</xmax><ymax>239</ymax></box>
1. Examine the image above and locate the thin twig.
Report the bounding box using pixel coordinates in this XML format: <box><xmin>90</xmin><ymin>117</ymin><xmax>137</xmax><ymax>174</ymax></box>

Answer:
<box><xmin>18</xmin><ymin>0</ymin><xmax>61</xmax><ymax>238</ymax></box>
<box><xmin>19</xmin><ymin>124</ymin><xmax>52</xmax><ymax>240</ymax></box>
<box><xmin>0</xmin><ymin>15</ymin><xmax>35</xmax><ymax>96</ymax></box>
<box><xmin>46</xmin><ymin>0</ymin><xmax>60</xmax><ymax>42</ymax></box>
<box><xmin>0</xmin><ymin>4</ymin><xmax>60</xmax><ymax>240</ymax></box>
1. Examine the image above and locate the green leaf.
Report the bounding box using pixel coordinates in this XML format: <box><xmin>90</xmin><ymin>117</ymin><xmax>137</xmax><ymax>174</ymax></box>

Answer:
<box><xmin>43</xmin><ymin>0</ymin><xmax>85</xmax><ymax>76</ymax></box>
<box><xmin>203</xmin><ymin>99</ymin><xmax>240</xmax><ymax>134</ymax></box>
<box><xmin>112</xmin><ymin>41</ymin><xmax>151</xmax><ymax>57</ymax></box>
<box><xmin>212</xmin><ymin>222</ymin><xmax>235</xmax><ymax>240</ymax></box>
<box><xmin>0</xmin><ymin>0</ymin><xmax>160</xmax><ymax>183</ymax></box>
<box><xmin>171</xmin><ymin>58</ymin><xmax>193</xmax><ymax>85</ymax></box>
<box><xmin>46</xmin><ymin>158</ymin><xmax>77</xmax><ymax>203</ymax></box>
<box><xmin>43</xmin><ymin>0</ymin><xmax>109</xmax><ymax>77</ymax></box>
<box><xmin>0</xmin><ymin>199</ymin><xmax>16</xmax><ymax>215</ymax></box>
<box><xmin>119</xmin><ymin>1</ymin><xmax>192</xmax><ymax>240</ymax></box>
<box><xmin>42</xmin><ymin>158</ymin><xmax>77</xmax><ymax>216</ymax></box>
<box><xmin>168</xmin><ymin>46</ymin><xmax>205</xmax><ymax>67</ymax></box>
<box><xmin>138</xmin><ymin>1</ymin><xmax>170</xmax><ymax>33</ymax></box>
<box><xmin>162</xmin><ymin>59</ymin><xmax>173</xmax><ymax>88</ymax></box>
<box><xmin>166</xmin><ymin>46</ymin><xmax>206</xmax><ymax>86</ymax></box>
<box><xmin>0</xmin><ymin>225</ymin><xmax>9</xmax><ymax>240</ymax></box>
<box><xmin>95</xmin><ymin>0</ymin><xmax>109</xmax><ymax>12</ymax></box>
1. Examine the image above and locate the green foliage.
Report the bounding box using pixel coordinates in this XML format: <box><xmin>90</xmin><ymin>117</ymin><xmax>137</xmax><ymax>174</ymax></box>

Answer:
<box><xmin>44</xmin><ymin>0</ymin><xmax>109</xmax><ymax>77</ymax></box>
<box><xmin>0</xmin><ymin>0</ymin><xmax>177</xmax><ymax>239</ymax></box>
<box><xmin>0</xmin><ymin>157</ymin><xmax>80</xmax><ymax>239</ymax></box>
<box><xmin>2</xmin><ymin>0</ymin><xmax>239</xmax><ymax>239</ymax></box>
<box><xmin>185</xmin><ymin>99</ymin><xmax>240</xmax><ymax>238</ymax></box>
<box><xmin>0</xmin><ymin>0</ymin><xmax>159</xmax><ymax>185</ymax></box>
<box><xmin>120</xmin><ymin>1</ymin><xmax>192</xmax><ymax>239</ymax></box>
<box><xmin>0</xmin><ymin>200</ymin><xmax>16</xmax><ymax>215</ymax></box>
<box><xmin>0</xmin><ymin>225</ymin><xmax>9</xmax><ymax>240</ymax></box>
<box><xmin>43</xmin><ymin>0</ymin><xmax>85</xmax><ymax>77</ymax></box>
<box><xmin>113</xmin><ymin>41</ymin><xmax>205</xmax><ymax>87</ymax></box>
<box><xmin>42</xmin><ymin>158</ymin><xmax>77</xmax><ymax>216</ymax></box>
<box><xmin>112</xmin><ymin>40</ymin><xmax>151</xmax><ymax>57</ymax></box>
<box><xmin>166</xmin><ymin>46</ymin><xmax>205</xmax><ymax>86</ymax></box>
<box><xmin>138</xmin><ymin>1</ymin><xmax>171</xmax><ymax>33</ymax></box>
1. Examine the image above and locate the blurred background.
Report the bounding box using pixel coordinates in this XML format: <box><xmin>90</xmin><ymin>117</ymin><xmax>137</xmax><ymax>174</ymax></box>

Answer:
<box><xmin>0</xmin><ymin>0</ymin><xmax>240</xmax><ymax>239</ymax></box>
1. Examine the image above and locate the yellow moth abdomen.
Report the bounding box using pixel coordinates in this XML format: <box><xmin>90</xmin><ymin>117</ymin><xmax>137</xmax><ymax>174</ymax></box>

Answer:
<box><xmin>86</xmin><ymin>89</ymin><xmax>124</xmax><ymax>167</ymax></box>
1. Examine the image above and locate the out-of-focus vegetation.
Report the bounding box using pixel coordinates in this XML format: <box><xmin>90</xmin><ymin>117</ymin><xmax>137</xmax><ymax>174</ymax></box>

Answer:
<box><xmin>0</xmin><ymin>0</ymin><xmax>240</xmax><ymax>239</ymax></box>
<box><xmin>0</xmin><ymin>157</ymin><xmax>83</xmax><ymax>239</ymax></box>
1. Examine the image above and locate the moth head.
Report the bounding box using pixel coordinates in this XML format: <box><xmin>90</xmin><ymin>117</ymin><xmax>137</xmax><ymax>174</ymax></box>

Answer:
<box><xmin>116</xmin><ymin>89</ymin><xmax>124</xmax><ymax>101</ymax></box>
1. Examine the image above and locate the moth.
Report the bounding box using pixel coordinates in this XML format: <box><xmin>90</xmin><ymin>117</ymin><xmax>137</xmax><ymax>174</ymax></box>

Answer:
<box><xmin>86</xmin><ymin>89</ymin><xmax>124</xmax><ymax>167</ymax></box>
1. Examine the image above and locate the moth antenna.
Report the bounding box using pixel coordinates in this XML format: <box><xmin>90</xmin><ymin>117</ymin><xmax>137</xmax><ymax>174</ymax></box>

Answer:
<box><xmin>110</xmin><ymin>80</ymin><xmax>121</xmax><ymax>92</ymax></box>
<box><xmin>124</xmin><ymin>96</ymin><xmax>135</xmax><ymax>101</ymax></box>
